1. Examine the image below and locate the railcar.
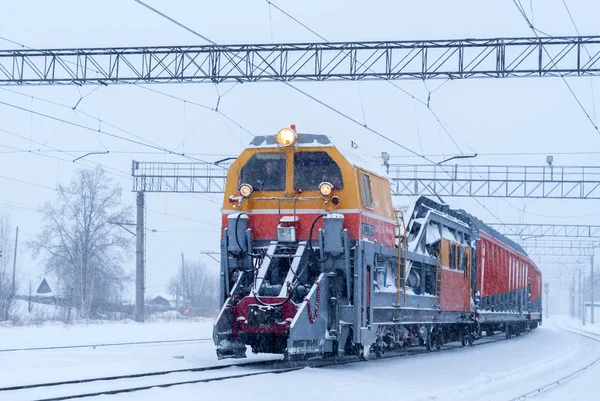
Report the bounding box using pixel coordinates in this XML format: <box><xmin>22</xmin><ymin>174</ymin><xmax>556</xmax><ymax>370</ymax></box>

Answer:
<box><xmin>213</xmin><ymin>126</ymin><xmax>542</xmax><ymax>359</ymax></box>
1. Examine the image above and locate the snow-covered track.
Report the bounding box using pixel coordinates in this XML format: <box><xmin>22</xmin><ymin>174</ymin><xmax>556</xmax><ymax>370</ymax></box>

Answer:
<box><xmin>2</xmin><ymin>331</ymin><xmax>525</xmax><ymax>400</ymax></box>
<box><xmin>27</xmin><ymin>368</ymin><xmax>301</xmax><ymax>401</ymax></box>
<box><xmin>0</xmin><ymin>337</ymin><xmax>212</xmax><ymax>353</ymax></box>
<box><xmin>1</xmin><ymin>359</ymin><xmax>287</xmax><ymax>401</ymax></box>
<box><xmin>506</xmin><ymin>324</ymin><xmax>600</xmax><ymax>401</ymax></box>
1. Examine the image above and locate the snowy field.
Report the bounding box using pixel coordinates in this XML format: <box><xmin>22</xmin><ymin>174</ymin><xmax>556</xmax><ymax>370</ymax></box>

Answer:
<box><xmin>2</xmin><ymin>316</ymin><xmax>600</xmax><ymax>400</ymax></box>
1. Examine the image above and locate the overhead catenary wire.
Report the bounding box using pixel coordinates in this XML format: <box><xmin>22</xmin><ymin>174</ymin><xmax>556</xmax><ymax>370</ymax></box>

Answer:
<box><xmin>0</xmin><ymin>86</ymin><xmax>253</xmax><ymax>156</ymax></box>
<box><xmin>0</xmin><ymin>150</ymin><xmax>220</xmax><ymax>226</ymax></box>
<box><xmin>133</xmin><ymin>0</ymin><xmax>515</xmax><ymax>231</ymax></box>
<box><xmin>133</xmin><ymin>0</ymin><xmax>433</xmax><ymax>164</ymax></box>
<box><xmin>560</xmin><ymin>0</ymin><xmax>598</xmax><ymax>125</ymax></box>
<box><xmin>262</xmin><ymin>0</ymin><xmax>512</xmax><ymax>229</ymax></box>
<box><xmin>264</xmin><ymin>0</ymin><xmax>476</xmax><ymax>158</ymax></box>
<box><xmin>0</xmin><ymin>98</ymin><xmax>225</xmax><ymax>167</ymax></box>
<box><xmin>0</xmin><ymin>124</ymin><xmax>223</xmax><ymax>206</ymax></box>
<box><xmin>512</xmin><ymin>0</ymin><xmax>600</xmax><ymax>135</ymax></box>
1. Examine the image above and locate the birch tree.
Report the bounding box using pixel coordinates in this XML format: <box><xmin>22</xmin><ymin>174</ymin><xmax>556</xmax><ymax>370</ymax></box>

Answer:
<box><xmin>30</xmin><ymin>167</ymin><xmax>133</xmax><ymax>318</ymax></box>
<box><xmin>0</xmin><ymin>212</ymin><xmax>17</xmax><ymax>320</ymax></box>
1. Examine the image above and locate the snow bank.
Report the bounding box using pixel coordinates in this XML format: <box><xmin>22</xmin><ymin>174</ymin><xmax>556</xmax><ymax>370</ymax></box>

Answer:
<box><xmin>0</xmin><ymin>316</ymin><xmax>215</xmax><ymax>350</ymax></box>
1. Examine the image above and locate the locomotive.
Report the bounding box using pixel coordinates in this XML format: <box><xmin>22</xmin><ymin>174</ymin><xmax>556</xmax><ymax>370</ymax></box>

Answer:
<box><xmin>213</xmin><ymin>126</ymin><xmax>542</xmax><ymax>359</ymax></box>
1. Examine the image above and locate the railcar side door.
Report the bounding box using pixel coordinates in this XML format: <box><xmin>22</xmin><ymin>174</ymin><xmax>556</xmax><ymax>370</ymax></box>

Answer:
<box><xmin>439</xmin><ymin>239</ymin><xmax>472</xmax><ymax>312</ymax></box>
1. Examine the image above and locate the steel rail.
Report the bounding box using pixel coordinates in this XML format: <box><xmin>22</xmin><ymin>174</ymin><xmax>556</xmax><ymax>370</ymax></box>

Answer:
<box><xmin>507</xmin><ymin>324</ymin><xmax>600</xmax><ymax>401</ymax></box>
<box><xmin>0</xmin><ymin>337</ymin><xmax>212</xmax><ymax>353</ymax></box>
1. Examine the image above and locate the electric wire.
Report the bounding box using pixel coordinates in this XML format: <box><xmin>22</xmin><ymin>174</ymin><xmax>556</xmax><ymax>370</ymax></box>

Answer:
<box><xmin>264</xmin><ymin>0</ymin><xmax>476</xmax><ymax>157</ymax></box>
<box><xmin>0</xmin><ymin>145</ymin><xmax>219</xmax><ymax>226</ymax></box>
<box><xmin>133</xmin><ymin>0</ymin><xmax>433</xmax><ymax>164</ymax></box>
<box><xmin>136</xmin><ymin>0</ymin><xmax>511</xmax><ymax>229</ymax></box>
<box><xmin>262</xmin><ymin>1</ymin><xmax>511</xmax><ymax>228</ymax></box>
<box><xmin>561</xmin><ymin>0</ymin><xmax>598</xmax><ymax>125</ymax></box>
<box><xmin>0</xmin><ymin>98</ymin><xmax>229</xmax><ymax>167</ymax></box>
<box><xmin>512</xmin><ymin>0</ymin><xmax>600</xmax><ymax>135</ymax></box>
<box><xmin>1</xmin><ymin>124</ymin><xmax>222</xmax><ymax>208</ymax></box>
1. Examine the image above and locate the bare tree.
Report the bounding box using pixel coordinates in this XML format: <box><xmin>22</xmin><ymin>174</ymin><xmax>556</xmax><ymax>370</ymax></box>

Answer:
<box><xmin>0</xmin><ymin>211</ymin><xmax>18</xmax><ymax>321</ymax></box>
<box><xmin>168</xmin><ymin>260</ymin><xmax>218</xmax><ymax>311</ymax></box>
<box><xmin>29</xmin><ymin>167</ymin><xmax>133</xmax><ymax>318</ymax></box>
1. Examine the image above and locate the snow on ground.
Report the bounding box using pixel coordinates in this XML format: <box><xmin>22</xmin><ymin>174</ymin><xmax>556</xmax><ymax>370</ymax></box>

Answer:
<box><xmin>0</xmin><ymin>314</ymin><xmax>214</xmax><ymax>349</ymax></box>
<box><xmin>0</xmin><ymin>315</ymin><xmax>280</xmax><ymax>390</ymax></box>
<box><xmin>98</xmin><ymin>317</ymin><xmax>600</xmax><ymax>401</ymax></box>
<box><xmin>3</xmin><ymin>315</ymin><xmax>600</xmax><ymax>400</ymax></box>
<box><xmin>8</xmin><ymin>299</ymin><xmax>66</xmax><ymax>325</ymax></box>
<box><xmin>533</xmin><ymin>316</ymin><xmax>600</xmax><ymax>401</ymax></box>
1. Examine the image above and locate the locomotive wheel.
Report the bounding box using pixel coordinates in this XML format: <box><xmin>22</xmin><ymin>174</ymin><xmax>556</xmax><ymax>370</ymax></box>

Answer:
<box><xmin>360</xmin><ymin>345</ymin><xmax>371</xmax><ymax>360</ymax></box>
<box><xmin>426</xmin><ymin>327</ymin><xmax>434</xmax><ymax>351</ymax></box>
<box><xmin>467</xmin><ymin>330</ymin><xmax>474</xmax><ymax>346</ymax></box>
<box><xmin>436</xmin><ymin>328</ymin><xmax>444</xmax><ymax>350</ymax></box>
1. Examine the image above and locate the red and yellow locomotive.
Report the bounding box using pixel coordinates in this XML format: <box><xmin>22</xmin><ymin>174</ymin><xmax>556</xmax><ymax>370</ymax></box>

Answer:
<box><xmin>213</xmin><ymin>126</ymin><xmax>542</xmax><ymax>359</ymax></box>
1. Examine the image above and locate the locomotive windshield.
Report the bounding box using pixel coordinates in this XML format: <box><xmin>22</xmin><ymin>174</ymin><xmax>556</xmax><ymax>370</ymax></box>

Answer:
<box><xmin>239</xmin><ymin>152</ymin><xmax>286</xmax><ymax>191</ymax></box>
<box><xmin>294</xmin><ymin>151</ymin><xmax>343</xmax><ymax>191</ymax></box>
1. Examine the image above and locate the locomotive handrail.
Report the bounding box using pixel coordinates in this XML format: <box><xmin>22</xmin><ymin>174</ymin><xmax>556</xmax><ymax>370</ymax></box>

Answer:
<box><xmin>393</xmin><ymin>209</ymin><xmax>408</xmax><ymax>307</ymax></box>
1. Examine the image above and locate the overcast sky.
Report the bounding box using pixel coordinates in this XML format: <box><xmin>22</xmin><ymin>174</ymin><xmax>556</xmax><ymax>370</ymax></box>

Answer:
<box><xmin>1</xmin><ymin>0</ymin><xmax>598</xmax><ymax>306</ymax></box>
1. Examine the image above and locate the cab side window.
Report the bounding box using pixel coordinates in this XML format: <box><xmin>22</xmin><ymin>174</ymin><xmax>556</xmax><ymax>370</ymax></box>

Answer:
<box><xmin>294</xmin><ymin>152</ymin><xmax>343</xmax><ymax>191</ymax></box>
<box><xmin>360</xmin><ymin>172</ymin><xmax>373</xmax><ymax>208</ymax></box>
<box><xmin>239</xmin><ymin>153</ymin><xmax>286</xmax><ymax>191</ymax></box>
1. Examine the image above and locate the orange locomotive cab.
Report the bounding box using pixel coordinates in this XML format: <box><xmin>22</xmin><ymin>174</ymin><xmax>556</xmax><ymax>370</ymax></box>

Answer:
<box><xmin>220</xmin><ymin>129</ymin><xmax>395</xmax><ymax>247</ymax></box>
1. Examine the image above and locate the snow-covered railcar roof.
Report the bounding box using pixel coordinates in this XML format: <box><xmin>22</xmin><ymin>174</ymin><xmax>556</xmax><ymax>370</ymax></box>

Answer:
<box><xmin>248</xmin><ymin>132</ymin><xmax>389</xmax><ymax>177</ymax></box>
<box><xmin>457</xmin><ymin>210</ymin><xmax>529</xmax><ymax>256</ymax></box>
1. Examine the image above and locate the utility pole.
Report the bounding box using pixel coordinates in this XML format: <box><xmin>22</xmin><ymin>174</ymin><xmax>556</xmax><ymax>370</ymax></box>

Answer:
<box><xmin>579</xmin><ymin>269</ymin><xmax>584</xmax><ymax>325</ymax></box>
<box><xmin>544</xmin><ymin>282</ymin><xmax>549</xmax><ymax>319</ymax></box>
<box><xmin>135</xmin><ymin>192</ymin><xmax>145</xmax><ymax>323</ymax></box>
<box><xmin>592</xmin><ymin>255</ymin><xmax>595</xmax><ymax>325</ymax></box>
<box><xmin>178</xmin><ymin>252</ymin><xmax>185</xmax><ymax>309</ymax></box>
<box><xmin>12</xmin><ymin>226</ymin><xmax>18</xmax><ymax>295</ymax></box>
<box><xmin>571</xmin><ymin>273</ymin><xmax>575</xmax><ymax>318</ymax></box>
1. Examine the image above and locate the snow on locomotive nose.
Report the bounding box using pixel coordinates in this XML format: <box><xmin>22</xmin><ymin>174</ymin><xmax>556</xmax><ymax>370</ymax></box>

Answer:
<box><xmin>213</xmin><ymin>127</ymin><xmax>542</xmax><ymax>360</ymax></box>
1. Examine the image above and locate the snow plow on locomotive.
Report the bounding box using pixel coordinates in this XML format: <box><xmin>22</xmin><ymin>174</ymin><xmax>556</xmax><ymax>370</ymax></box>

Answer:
<box><xmin>213</xmin><ymin>126</ymin><xmax>542</xmax><ymax>360</ymax></box>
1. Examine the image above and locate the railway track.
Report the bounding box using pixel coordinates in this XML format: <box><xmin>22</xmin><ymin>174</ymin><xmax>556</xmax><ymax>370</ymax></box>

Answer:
<box><xmin>2</xmin><ymin>358</ymin><xmax>290</xmax><ymax>401</ymax></box>
<box><xmin>506</xmin><ymin>323</ymin><xmax>600</xmax><ymax>401</ymax></box>
<box><xmin>0</xmin><ymin>338</ymin><xmax>213</xmax><ymax>353</ymax></box>
<box><xmin>0</xmin><ymin>328</ymin><xmax>516</xmax><ymax>401</ymax></box>
<box><xmin>1</xmin><ymin>330</ymin><xmax>515</xmax><ymax>401</ymax></box>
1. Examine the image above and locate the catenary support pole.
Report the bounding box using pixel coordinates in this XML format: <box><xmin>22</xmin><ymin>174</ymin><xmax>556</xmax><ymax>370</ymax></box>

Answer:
<box><xmin>571</xmin><ymin>273</ymin><xmax>575</xmax><ymax>318</ymax></box>
<box><xmin>592</xmin><ymin>255</ymin><xmax>595</xmax><ymax>324</ymax></box>
<box><xmin>11</xmin><ymin>226</ymin><xmax>18</xmax><ymax>295</ymax></box>
<box><xmin>580</xmin><ymin>269</ymin><xmax>584</xmax><ymax>325</ymax></box>
<box><xmin>135</xmin><ymin>192</ymin><xmax>145</xmax><ymax>322</ymax></box>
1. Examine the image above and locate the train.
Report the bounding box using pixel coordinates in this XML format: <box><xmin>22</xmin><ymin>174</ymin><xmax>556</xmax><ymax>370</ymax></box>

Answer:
<box><xmin>213</xmin><ymin>126</ymin><xmax>543</xmax><ymax>359</ymax></box>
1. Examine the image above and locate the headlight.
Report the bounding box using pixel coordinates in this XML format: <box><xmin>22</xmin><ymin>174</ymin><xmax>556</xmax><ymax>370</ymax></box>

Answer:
<box><xmin>277</xmin><ymin>127</ymin><xmax>297</xmax><ymax>147</ymax></box>
<box><xmin>319</xmin><ymin>182</ymin><xmax>333</xmax><ymax>197</ymax></box>
<box><xmin>239</xmin><ymin>183</ymin><xmax>253</xmax><ymax>197</ymax></box>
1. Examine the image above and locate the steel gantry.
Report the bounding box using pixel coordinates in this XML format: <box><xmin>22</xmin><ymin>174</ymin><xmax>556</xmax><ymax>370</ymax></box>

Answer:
<box><xmin>388</xmin><ymin>164</ymin><xmax>600</xmax><ymax>199</ymax></box>
<box><xmin>488</xmin><ymin>223</ymin><xmax>600</xmax><ymax>239</ymax></box>
<box><xmin>3</xmin><ymin>36</ymin><xmax>600</xmax><ymax>85</ymax></box>
<box><xmin>132</xmin><ymin>161</ymin><xmax>600</xmax><ymax>199</ymax></box>
<box><xmin>522</xmin><ymin>240</ymin><xmax>600</xmax><ymax>256</ymax></box>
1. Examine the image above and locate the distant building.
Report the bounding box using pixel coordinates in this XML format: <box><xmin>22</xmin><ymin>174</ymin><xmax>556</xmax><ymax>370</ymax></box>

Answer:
<box><xmin>148</xmin><ymin>295</ymin><xmax>172</xmax><ymax>310</ymax></box>
<box><xmin>36</xmin><ymin>278</ymin><xmax>54</xmax><ymax>297</ymax></box>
